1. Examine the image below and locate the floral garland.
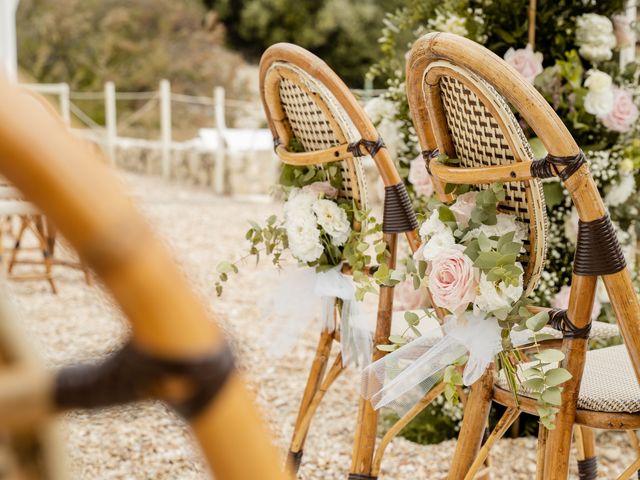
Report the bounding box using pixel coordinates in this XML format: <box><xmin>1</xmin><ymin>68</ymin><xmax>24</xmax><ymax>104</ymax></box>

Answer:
<box><xmin>363</xmin><ymin>183</ymin><xmax>571</xmax><ymax>428</ymax></box>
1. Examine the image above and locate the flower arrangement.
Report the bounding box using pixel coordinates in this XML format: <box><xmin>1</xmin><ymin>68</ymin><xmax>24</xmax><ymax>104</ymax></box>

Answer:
<box><xmin>365</xmin><ymin>183</ymin><xmax>571</xmax><ymax>429</ymax></box>
<box><xmin>366</xmin><ymin>0</ymin><xmax>638</xmax><ymax>316</ymax></box>
<box><xmin>215</xmin><ymin>139</ymin><xmax>405</xmax><ymax>364</ymax></box>
<box><xmin>215</xmin><ymin>145</ymin><xmax>397</xmax><ymax>297</ymax></box>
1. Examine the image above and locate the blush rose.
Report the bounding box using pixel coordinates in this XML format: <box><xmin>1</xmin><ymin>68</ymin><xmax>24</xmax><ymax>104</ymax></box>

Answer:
<box><xmin>408</xmin><ymin>155</ymin><xmax>434</xmax><ymax>198</ymax></box>
<box><xmin>428</xmin><ymin>249</ymin><xmax>477</xmax><ymax>315</ymax></box>
<box><xmin>504</xmin><ymin>44</ymin><xmax>543</xmax><ymax>84</ymax></box>
<box><xmin>599</xmin><ymin>87</ymin><xmax>639</xmax><ymax>133</ymax></box>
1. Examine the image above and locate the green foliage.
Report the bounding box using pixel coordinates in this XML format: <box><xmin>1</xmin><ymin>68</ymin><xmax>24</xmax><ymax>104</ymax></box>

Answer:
<box><xmin>18</xmin><ymin>0</ymin><xmax>247</xmax><ymax>129</ymax></box>
<box><xmin>205</xmin><ymin>0</ymin><xmax>404</xmax><ymax>87</ymax></box>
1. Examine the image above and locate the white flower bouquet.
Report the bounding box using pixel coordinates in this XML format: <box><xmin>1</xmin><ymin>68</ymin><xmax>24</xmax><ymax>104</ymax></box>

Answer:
<box><xmin>364</xmin><ymin>184</ymin><xmax>571</xmax><ymax>428</ymax></box>
<box><xmin>216</xmin><ymin>157</ymin><xmax>396</xmax><ymax>365</ymax></box>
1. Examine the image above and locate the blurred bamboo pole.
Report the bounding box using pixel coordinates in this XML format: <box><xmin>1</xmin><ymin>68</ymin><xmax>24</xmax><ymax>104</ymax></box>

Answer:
<box><xmin>528</xmin><ymin>0</ymin><xmax>537</xmax><ymax>48</ymax></box>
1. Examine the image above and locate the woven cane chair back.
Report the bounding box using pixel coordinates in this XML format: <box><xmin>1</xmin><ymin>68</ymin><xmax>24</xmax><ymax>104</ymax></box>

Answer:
<box><xmin>262</xmin><ymin>60</ymin><xmax>368</xmax><ymax>211</ymax></box>
<box><xmin>418</xmin><ymin>59</ymin><xmax>548</xmax><ymax>295</ymax></box>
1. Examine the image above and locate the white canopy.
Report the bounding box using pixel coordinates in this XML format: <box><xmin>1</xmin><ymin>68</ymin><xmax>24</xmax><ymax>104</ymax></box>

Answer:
<box><xmin>0</xmin><ymin>0</ymin><xmax>19</xmax><ymax>82</ymax></box>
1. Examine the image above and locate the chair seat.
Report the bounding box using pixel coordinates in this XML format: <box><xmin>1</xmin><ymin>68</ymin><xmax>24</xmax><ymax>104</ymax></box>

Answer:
<box><xmin>497</xmin><ymin>344</ymin><xmax>640</xmax><ymax>413</ymax></box>
<box><xmin>0</xmin><ymin>200</ymin><xmax>39</xmax><ymax>216</ymax></box>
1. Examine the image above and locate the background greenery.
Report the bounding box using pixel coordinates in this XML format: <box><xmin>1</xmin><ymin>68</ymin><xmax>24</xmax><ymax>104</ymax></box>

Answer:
<box><xmin>203</xmin><ymin>0</ymin><xmax>404</xmax><ymax>87</ymax></box>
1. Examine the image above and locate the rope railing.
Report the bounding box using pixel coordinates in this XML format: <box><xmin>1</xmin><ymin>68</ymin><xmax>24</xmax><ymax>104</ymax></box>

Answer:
<box><xmin>23</xmin><ymin>79</ymin><xmax>386</xmax><ymax>196</ymax></box>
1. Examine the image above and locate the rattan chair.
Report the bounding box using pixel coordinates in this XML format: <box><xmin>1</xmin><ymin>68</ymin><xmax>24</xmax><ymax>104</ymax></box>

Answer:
<box><xmin>0</xmin><ymin>77</ymin><xmax>289</xmax><ymax>480</ymax></box>
<box><xmin>0</xmin><ymin>90</ymin><xmax>91</xmax><ymax>292</ymax></box>
<box><xmin>259</xmin><ymin>43</ymin><xmax>424</xmax><ymax>478</ymax></box>
<box><xmin>405</xmin><ymin>32</ymin><xmax>640</xmax><ymax>480</ymax></box>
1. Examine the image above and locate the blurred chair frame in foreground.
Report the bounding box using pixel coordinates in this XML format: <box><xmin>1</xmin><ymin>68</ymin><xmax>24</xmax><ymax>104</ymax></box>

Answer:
<box><xmin>259</xmin><ymin>43</ymin><xmax>423</xmax><ymax>479</ymax></box>
<box><xmin>0</xmin><ymin>82</ymin><xmax>290</xmax><ymax>479</ymax></box>
<box><xmin>407</xmin><ymin>32</ymin><xmax>640</xmax><ymax>480</ymax></box>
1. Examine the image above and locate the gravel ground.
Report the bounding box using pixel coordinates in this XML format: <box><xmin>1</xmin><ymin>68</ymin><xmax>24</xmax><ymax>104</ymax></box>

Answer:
<box><xmin>7</xmin><ymin>172</ymin><xmax>638</xmax><ymax>479</ymax></box>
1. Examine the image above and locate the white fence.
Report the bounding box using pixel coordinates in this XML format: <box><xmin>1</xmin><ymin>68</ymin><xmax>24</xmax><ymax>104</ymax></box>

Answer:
<box><xmin>22</xmin><ymin>80</ymin><xmax>272</xmax><ymax>195</ymax></box>
<box><xmin>22</xmin><ymin>81</ymin><xmax>384</xmax><ymax>196</ymax></box>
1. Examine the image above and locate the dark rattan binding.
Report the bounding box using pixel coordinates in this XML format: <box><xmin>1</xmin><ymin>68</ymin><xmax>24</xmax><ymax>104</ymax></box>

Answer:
<box><xmin>421</xmin><ymin>148</ymin><xmax>440</xmax><ymax>176</ymax></box>
<box><xmin>347</xmin><ymin>136</ymin><xmax>385</xmax><ymax>158</ymax></box>
<box><xmin>577</xmin><ymin>456</ymin><xmax>598</xmax><ymax>480</ymax></box>
<box><xmin>530</xmin><ymin>151</ymin><xmax>586</xmax><ymax>181</ymax></box>
<box><xmin>55</xmin><ymin>341</ymin><xmax>235</xmax><ymax>418</ymax></box>
<box><xmin>549</xmin><ymin>309</ymin><xmax>591</xmax><ymax>339</ymax></box>
<box><xmin>348</xmin><ymin>474</ymin><xmax>377</xmax><ymax>480</ymax></box>
<box><xmin>286</xmin><ymin>450</ymin><xmax>303</xmax><ymax>474</ymax></box>
<box><xmin>382</xmin><ymin>183</ymin><xmax>419</xmax><ymax>233</ymax></box>
<box><xmin>574</xmin><ymin>215</ymin><xmax>626</xmax><ymax>276</ymax></box>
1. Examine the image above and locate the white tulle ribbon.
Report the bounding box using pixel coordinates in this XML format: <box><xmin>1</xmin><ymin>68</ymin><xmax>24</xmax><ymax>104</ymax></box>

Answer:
<box><xmin>263</xmin><ymin>265</ymin><xmax>372</xmax><ymax>367</ymax></box>
<box><xmin>361</xmin><ymin>311</ymin><xmax>504</xmax><ymax>415</ymax></box>
<box><xmin>361</xmin><ymin>311</ymin><xmax>544</xmax><ymax>415</ymax></box>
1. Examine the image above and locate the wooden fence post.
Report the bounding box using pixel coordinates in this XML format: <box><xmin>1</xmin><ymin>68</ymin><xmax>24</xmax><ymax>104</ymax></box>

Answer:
<box><xmin>160</xmin><ymin>79</ymin><xmax>172</xmax><ymax>178</ymax></box>
<box><xmin>214</xmin><ymin>86</ymin><xmax>226</xmax><ymax>195</ymax></box>
<box><xmin>104</xmin><ymin>81</ymin><xmax>117</xmax><ymax>165</ymax></box>
<box><xmin>59</xmin><ymin>83</ymin><xmax>70</xmax><ymax>126</ymax></box>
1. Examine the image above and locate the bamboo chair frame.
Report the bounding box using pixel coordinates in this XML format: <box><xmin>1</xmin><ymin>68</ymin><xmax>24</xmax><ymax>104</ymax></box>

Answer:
<box><xmin>407</xmin><ymin>32</ymin><xmax>640</xmax><ymax>480</ymax></box>
<box><xmin>259</xmin><ymin>43</ymin><xmax>423</xmax><ymax>479</ymax></box>
<box><xmin>0</xmin><ymin>82</ymin><xmax>290</xmax><ymax>479</ymax></box>
<box><xmin>2</xmin><ymin>91</ymin><xmax>91</xmax><ymax>293</ymax></box>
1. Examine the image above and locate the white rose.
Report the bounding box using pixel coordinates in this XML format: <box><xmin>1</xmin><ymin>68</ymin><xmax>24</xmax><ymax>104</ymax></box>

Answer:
<box><xmin>576</xmin><ymin>14</ymin><xmax>616</xmax><ymax>62</ymax></box>
<box><xmin>364</xmin><ymin>97</ymin><xmax>402</xmax><ymax>159</ymax></box>
<box><xmin>419</xmin><ymin>210</ymin><xmax>449</xmax><ymax>240</ymax></box>
<box><xmin>584</xmin><ymin>70</ymin><xmax>613</xmax><ymax>94</ymax></box>
<box><xmin>563</xmin><ymin>208</ymin><xmax>579</xmax><ymax>245</ymax></box>
<box><xmin>473</xmin><ymin>270</ymin><xmax>524</xmax><ymax>318</ymax></box>
<box><xmin>584</xmin><ymin>71</ymin><xmax>614</xmax><ymax>116</ymax></box>
<box><xmin>286</xmin><ymin>216</ymin><xmax>323</xmax><ymax>263</ymax></box>
<box><xmin>419</xmin><ymin>230</ymin><xmax>461</xmax><ymax>262</ymax></box>
<box><xmin>428</xmin><ymin>11</ymin><xmax>468</xmax><ymax>37</ymax></box>
<box><xmin>284</xmin><ymin>188</ymin><xmax>317</xmax><ymax>222</ymax></box>
<box><xmin>580</xmin><ymin>44</ymin><xmax>615</xmax><ymax>63</ymax></box>
<box><xmin>463</xmin><ymin>214</ymin><xmax>527</xmax><ymax>244</ymax></box>
<box><xmin>312</xmin><ymin>199</ymin><xmax>351</xmax><ymax>246</ymax></box>
<box><xmin>605</xmin><ymin>175</ymin><xmax>635</xmax><ymax>207</ymax></box>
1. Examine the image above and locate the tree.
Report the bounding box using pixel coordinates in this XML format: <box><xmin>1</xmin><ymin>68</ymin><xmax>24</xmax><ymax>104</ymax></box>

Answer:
<box><xmin>18</xmin><ymin>0</ymin><xmax>246</xmax><ymax>95</ymax></box>
<box><xmin>204</xmin><ymin>0</ymin><xmax>404</xmax><ymax>87</ymax></box>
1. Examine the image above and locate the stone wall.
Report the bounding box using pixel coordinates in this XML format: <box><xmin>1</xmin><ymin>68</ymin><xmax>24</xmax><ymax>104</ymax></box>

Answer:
<box><xmin>113</xmin><ymin>142</ymin><xmax>280</xmax><ymax>195</ymax></box>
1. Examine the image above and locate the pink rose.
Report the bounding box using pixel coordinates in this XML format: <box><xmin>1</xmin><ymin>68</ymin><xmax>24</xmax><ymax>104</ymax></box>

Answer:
<box><xmin>428</xmin><ymin>249</ymin><xmax>477</xmax><ymax>315</ymax></box>
<box><xmin>408</xmin><ymin>155</ymin><xmax>434</xmax><ymax>198</ymax></box>
<box><xmin>599</xmin><ymin>88</ymin><xmax>638</xmax><ymax>133</ymax></box>
<box><xmin>551</xmin><ymin>285</ymin><xmax>601</xmax><ymax>320</ymax></box>
<box><xmin>302</xmin><ymin>181</ymin><xmax>338</xmax><ymax>198</ymax></box>
<box><xmin>613</xmin><ymin>14</ymin><xmax>635</xmax><ymax>48</ymax></box>
<box><xmin>504</xmin><ymin>44</ymin><xmax>543</xmax><ymax>84</ymax></box>
<box><xmin>450</xmin><ymin>191</ymin><xmax>478</xmax><ymax>228</ymax></box>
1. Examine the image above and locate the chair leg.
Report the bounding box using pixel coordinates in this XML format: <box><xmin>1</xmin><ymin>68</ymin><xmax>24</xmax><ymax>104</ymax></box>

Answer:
<box><xmin>462</xmin><ymin>407</ymin><xmax>520</xmax><ymax>480</ymax></box>
<box><xmin>287</xmin><ymin>328</ymin><xmax>333</xmax><ymax>473</ymax></box>
<box><xmin>33</xmin><ymin>216</ymin><xmax>57</xmax><ymax>294</ymax></box>
<box><xmin>544</xmin><ymin>274</ymin><xmax>596</xmax><ymax>479</ymax></box>
<box><xmin>626</xmin><ymin>431</ymin><xmax>640</xmax><ymax>479</ymax></box>
<box><xmin>7</xmin><ymin>217</ymin><xmax>28</xmax><ymax>274</ymax></box>
<box><xmin>447</xmin><ymin>369</ymin><xmax>494</xmax><ymax>480</ymax></box>
<box><xmin>574</xmin><ymin>426</ymin><xmax>597</xmax><ymax>480</ymax></box>
<box><xmin>370</xmin><ymin>382</ymin><xmax>445</xmax><ymax>477</ymax></box>
<box><xmin>537</xmin><ymin>424</ymin><xmax>548</xmax><ymax>480</ymax></box>
<box><xmin>349</xmin><ymin>233</ymin><xmax>398</xmax><ymax>480</ymax></box>
<box><xmin>289</xmin><ymin>354</ymin><xmax>344</xmax><ymax>459</ymax></box>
